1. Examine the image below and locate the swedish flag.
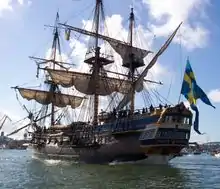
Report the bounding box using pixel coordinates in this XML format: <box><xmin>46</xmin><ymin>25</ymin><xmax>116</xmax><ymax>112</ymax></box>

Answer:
<box><xmin>181</xmin><ymin>59</ymin><xmax>215</xmax><ymax>134</ymax></box>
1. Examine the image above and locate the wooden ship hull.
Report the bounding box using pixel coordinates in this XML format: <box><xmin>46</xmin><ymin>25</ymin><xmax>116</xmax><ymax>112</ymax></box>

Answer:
<box><xmin>31</xmin><ymin>143</ymin><xmax>174</xmax><ymax>165</ymax></box>
<box><xmin>30</xmin><ymin>104</ymin><xmax>192</xmax><ymax>164</ymax></box>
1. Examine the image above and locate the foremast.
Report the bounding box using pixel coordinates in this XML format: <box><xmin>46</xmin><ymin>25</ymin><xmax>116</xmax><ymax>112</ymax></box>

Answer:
<box><xmin>50</xmin><ymin>13</ymin><xmax>60</xmax><ymax>125</ymax></box>
<box><xmin>12</xmin><ymin>13</ymin><xmax>84</xmax><ymax>126</ymax></box>
<box><xmin>129</xmin><ymin>7</ymin><xmax>135</xmax><ymax>114</ymax></box>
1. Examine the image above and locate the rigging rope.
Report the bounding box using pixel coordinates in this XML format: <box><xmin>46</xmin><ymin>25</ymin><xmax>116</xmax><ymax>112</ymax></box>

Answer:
<box><xmin>178</xmin><ymin>27</ymin><xmax>183</xmax><ymax>103</ymax></box>
<box><xmin>152</xmin><ymin>88</ymin><xmax>174</xmax><ymax>105</ymax></box>
<box><xmin>15</xmin><ymin>89</ymin><xmax>26</xmax><ymax>112</ymax></box>
<box><xmin>166</xmin><ymin>75</ymin><xmax>173</xmax><ymax>101</ymax></box>
<box><xmin>63</xmin><ymin>1</ymin><xmax>95</xmax><ymax>24</ymax></box>
<box><xmin>65</xmin><ymin>6</ymin><xmax>96</xmax><ymax>60</ymax></box>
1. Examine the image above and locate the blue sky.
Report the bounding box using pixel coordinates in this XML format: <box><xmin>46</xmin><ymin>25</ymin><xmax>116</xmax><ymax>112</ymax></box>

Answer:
<box><xmin>0</xmin><ymin>0</ymin><xmax>219</xmax><ymax>143</ymax></box>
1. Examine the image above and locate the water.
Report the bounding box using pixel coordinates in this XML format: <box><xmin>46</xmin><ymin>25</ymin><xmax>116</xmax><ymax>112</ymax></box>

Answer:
<box><xmin>0</xmin><ymin>150</ymin><xmax>220</xmax><ymax>189</ymax></box>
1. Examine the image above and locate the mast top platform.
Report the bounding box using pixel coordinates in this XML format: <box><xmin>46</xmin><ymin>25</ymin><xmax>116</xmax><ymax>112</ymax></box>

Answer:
<box><xmin>84</xmin><ymin>47</ymin><xmax>114</xmax><ymax>66</ymax></box>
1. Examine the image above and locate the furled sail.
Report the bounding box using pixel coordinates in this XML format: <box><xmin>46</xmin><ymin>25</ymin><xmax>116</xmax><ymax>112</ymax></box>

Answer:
<box><xmin>46</xmin><ymin>69</ymin><xmax>132</xmax><ymax>96</ymax></box>
<box><xmin>116</xmin><ymin>22</ymin><xmax>182</xmax><ymax>110</ymax></box>
<box><xmin>17</xmin><ymin>88</ymin><xmax>84</xmax><ymax>108</ymax></box>
<box><xmin>60</xmin><ymin>23</ymin><xmax>152</xmax><ymax>58</ymax></box>
<box><xmin>135</xmin><ymin>22</ymin><xmax>182</xmax><ymax>92</ymax></box>
<box><xmin>108</xmin><ymin>41</ymin><xmax>151</xmax><ymax>67</ymax></box>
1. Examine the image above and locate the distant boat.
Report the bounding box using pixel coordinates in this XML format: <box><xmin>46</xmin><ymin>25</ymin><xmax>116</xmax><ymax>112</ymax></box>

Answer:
<box><xmin>193</xmin><ymin>151</ymin><xmax>201</xmax><ymax>155</ymax></box>
<box><xmin>181</xmin><ymin>152</ymin><xmax>189</xmax><ymax>156</ymax></box>
<box><xmin>0</xmin><ymin>144</ymin><xmax>6</xmax><ymax>149</ymax></box>
<box><xmin>214</xmin><ymin>153</ymin><xmax>220</xmax><ymax>158</ymax></box>
<box><xmin>210</xmin><ymin>151</ymin><xmax>220</xmax><ymax>157</ymax></box>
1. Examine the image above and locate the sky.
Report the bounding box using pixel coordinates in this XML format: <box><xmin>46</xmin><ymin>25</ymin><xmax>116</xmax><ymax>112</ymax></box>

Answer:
<box><xmin>0</xmin><ymin>0</ymin><xmax>219</xmax><ymax>143</ymax></box>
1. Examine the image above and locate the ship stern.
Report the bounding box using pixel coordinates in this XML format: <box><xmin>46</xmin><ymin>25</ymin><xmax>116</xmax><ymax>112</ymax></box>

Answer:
<box><xmin>139</xmin><ymin>103</ymin><xmax>192</xmax><ymax>163</ymax></box>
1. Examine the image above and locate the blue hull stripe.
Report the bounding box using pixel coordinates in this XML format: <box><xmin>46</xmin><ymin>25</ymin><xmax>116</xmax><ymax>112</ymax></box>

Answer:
<box><xmin>96</xmin><ymin>115</ymin><xmax>160</xmax><ymax>132</ymax></box>
<box><xmin>140</xmin><ymin>139</ymin><xmax>188</xmax><ymax>146</ymax></box>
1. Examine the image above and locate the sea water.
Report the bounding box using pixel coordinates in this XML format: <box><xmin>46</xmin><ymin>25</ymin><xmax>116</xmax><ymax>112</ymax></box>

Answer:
<box><xmin>0</xmin><ymin>150</ymin><xmax>220</xmax><ymax>189</ymax></box>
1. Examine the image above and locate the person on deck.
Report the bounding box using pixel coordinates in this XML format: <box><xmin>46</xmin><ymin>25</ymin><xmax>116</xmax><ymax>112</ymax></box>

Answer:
<box><xmin>145</xmin><ymin>108</ymin><xmax>148</xmax><ymax>113</ymax></box>
<box><xmin>113</xmin><ymin>108</ymin><xmax>117</xmax><ymax>117</ymax></box>
<box><xmin>150</xmin><ymin>105</ymin><xmax>154</xmax><ymax>113</ymax></box>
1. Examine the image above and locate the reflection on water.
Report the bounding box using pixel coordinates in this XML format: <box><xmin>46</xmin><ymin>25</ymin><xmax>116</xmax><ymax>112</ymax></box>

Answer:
<box><xmin>1</xmin><ymin>150</ymin><xmax>220</xmax><ymax>189</ymax></box>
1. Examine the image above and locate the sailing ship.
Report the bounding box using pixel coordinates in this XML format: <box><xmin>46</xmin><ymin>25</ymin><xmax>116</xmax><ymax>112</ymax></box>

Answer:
<box><xmin>8</xmin><ymin>0</ymin><xmax>204</xmax><ymax>164</ymax></box>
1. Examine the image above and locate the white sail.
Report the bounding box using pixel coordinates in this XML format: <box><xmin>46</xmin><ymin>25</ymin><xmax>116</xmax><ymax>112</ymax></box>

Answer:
<box><xmin>46</xmin><ymin>69</ymin><xmax>132</xmax><ymax>96</ymax></box>
<box><xmin>18</xmin><ymin>88</ymin><xmax>84</xmax><ymax>108</ymax></box>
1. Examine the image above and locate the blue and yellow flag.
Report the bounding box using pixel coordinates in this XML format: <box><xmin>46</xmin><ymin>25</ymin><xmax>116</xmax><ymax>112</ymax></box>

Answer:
<box><xmin>181</xmin><ymin>59</ymin><xmax>215</xmax><ymax>134</ymax></box>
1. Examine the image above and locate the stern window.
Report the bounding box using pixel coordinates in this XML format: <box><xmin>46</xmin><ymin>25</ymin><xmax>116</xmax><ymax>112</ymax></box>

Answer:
<box><xmin>184</xmin><ymin>118</ymin><xmax>190</xmax><ymax>124</ymax></box>
<box><xmin>164</xmin><ymin>115</ymin><xmax>191</xmax><ymax>124</ymax></box>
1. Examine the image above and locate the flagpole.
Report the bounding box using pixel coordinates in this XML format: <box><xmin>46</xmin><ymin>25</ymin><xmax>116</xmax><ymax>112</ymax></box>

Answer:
<box><xmin>178</xmin><ymin>56</ymin><xmax>189</xmax><ymax>104</ymax></box>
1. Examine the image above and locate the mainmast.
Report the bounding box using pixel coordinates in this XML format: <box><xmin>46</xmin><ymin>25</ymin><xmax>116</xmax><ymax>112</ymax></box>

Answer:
<box><xmin>93</xmin><ymin>0</ymin><xmax>101</xmax><ymax>126</ymax></box>
<box><xmin>129</xmin><ymin>7</ymin><xmax>135</xmax><ymax>114</ymax></box>
<box><xmin>129</xmin><ymin>8</ymin><xmax>134</xmax><ymax>47</ymax></box>
<box><xmin>50</xmin><ymin>13</ymin><xmax>60</xmax><ymax>126</ymax></box>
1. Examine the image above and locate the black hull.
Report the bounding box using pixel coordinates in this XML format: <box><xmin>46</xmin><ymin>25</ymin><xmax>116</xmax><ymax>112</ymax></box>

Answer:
<box><xmin>31</xmin><ymin>145</ymin><xmax>175</xmax><ymax>165</ymax></box>
<box><xmin>30</xmin><ymin>136</ymin><xmax>181</xmax><ymax>164</ymax></box>
<box><xmin>31</xmin><ymin>136</ymin><xmax>146</xmax><ymax>164</ymax></box>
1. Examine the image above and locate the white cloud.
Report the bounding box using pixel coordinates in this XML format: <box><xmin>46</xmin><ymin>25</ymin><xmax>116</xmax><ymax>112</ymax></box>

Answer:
<box><xmin>0</xmin><ymin>0</ymin><xmax>31</xmax><ymax>16</ymax></box>
<box><xmin>17</xmin><ymin>0</ymin><xmax>24</xmax><ymax>5</ymax></box>
<box><xmin>0</xmin><ymin>0</ymin><xmax>13</xmax><ymax>14</ymax></box>
<box><xmin>45</xmin><ymin>48</ymin><xmax>69</xmax><ymax>64</ymax></box>
<box><xmin>208</xmin><ymin>89</ymin><xmax>220</xmax><ymax>103</ymax></box>
<box><xmin>142</xmin><ymin>0</ymin><xmax>210</xmax><ymax>50</ymax></box>
<box><xmin>18</xmin><ymin>0</ymin><xmax>32</xmax><ymax>7</ymax></box>
<box><xmin>69</xmin><ymin>38</ymin><xmax>89</xmax><ymax>72</ymax></box>
<box><xmin>17</xmin><ymin>0</ymin><xmax>31</xmax><ymax>6</ymax></box>
<box><xmin>27</xmin><ymin>1</ymin><xmax>32</xmax><ymax>6</ymax></box>
<box><xmin>18</xmin><ymin>0</ymin><xmax>32</xmax><ymax>6</ymax></box>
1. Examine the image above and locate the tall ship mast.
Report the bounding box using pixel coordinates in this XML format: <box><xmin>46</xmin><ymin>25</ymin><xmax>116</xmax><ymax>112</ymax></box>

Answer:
<box><xmin>8</xmin><ymin>0</ymin><xmax>214</xmax><ymax>164</ymax></box>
